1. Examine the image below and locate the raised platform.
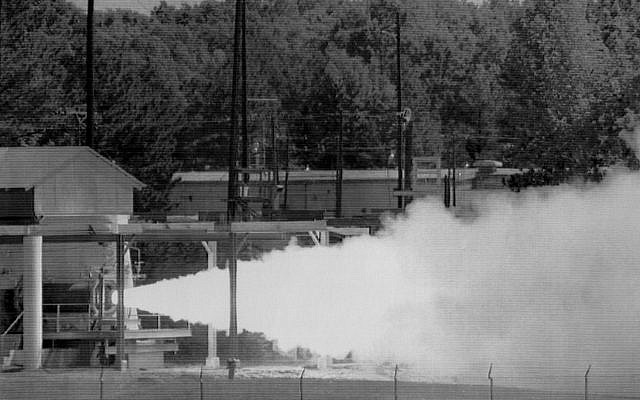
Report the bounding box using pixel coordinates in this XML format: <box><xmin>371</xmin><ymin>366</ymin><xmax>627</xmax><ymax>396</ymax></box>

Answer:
<box><xmin>42</xmin><ymin>328</ymin><xmax>191</xmax><ymax>341</ymax></box>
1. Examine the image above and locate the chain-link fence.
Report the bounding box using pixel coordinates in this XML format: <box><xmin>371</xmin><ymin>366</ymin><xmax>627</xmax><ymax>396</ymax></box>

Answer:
<box><xmin>1</xmin><ymin>363</ymin><xmax>638</xmax><ymax>400</ymax></box>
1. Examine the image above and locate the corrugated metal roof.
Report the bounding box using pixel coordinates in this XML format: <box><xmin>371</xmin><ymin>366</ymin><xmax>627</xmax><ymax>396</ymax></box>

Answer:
<box><xmin>0</xmin><ymin>146</ymin><xmax>145</xmax><ymax>189</ymax></box>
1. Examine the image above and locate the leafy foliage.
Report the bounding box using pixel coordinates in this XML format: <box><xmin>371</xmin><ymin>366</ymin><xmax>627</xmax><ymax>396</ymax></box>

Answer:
<box><xmin>1</xmin><ymin>0</ymin><xmax>639</xmax><ymax>209</ymax></box>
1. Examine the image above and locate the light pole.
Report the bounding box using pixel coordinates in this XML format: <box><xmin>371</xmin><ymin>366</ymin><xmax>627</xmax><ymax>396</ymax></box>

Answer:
<box><xmin>380</xmin><ymin>10</ymin><xmax>404</xmax><ymax>209</ymax></box>
<box><xmin>395</xmin><ymin>10</ymin><xmax>403</xmax><ymax>210</ymax></box>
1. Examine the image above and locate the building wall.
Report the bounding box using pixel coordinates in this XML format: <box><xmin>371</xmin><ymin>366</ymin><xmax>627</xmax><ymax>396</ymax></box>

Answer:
<box><xmin>37</xmin><ymin>170</ymin><xmax>133</xmax><ymax>216</ymax></box>
<box><xmin>169</xmin><ymin>170</ymin><xmax>517</xmax><ymax>219</ymax></box>
<box><xmin>170</xmin><ymin>179</ymin><xmax>402</xmax><ymax>217</ymax></box>
<box><xmin>171</xmin><ymin>182</ymin><xmax>228</xmax><ymax>215</ymax></box>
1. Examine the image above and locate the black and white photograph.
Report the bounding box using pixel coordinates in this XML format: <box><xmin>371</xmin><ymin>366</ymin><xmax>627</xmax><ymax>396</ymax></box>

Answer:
<box><xmin>1</xmin><ymin>0</ymin><xmax>639</xmax><ymax>398</ymax></box>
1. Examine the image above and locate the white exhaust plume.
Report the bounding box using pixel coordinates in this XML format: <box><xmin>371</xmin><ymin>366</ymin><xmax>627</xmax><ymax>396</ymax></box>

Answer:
<box><xmin>124</xmin><ymin>161</ymin><xmax>640</xmax><ymax>381</ymax></box>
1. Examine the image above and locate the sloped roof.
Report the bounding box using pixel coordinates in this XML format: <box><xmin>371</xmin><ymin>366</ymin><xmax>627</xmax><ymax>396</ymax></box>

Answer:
<box><xmin>0</xmin><ymin>146</ymin><xmax>145</xmax><ymax>189</ymax></box>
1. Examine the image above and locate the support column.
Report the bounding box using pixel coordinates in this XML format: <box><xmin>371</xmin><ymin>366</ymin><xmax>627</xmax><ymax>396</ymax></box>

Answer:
<box><xmin>319</xmin><ymin>230</ymin><xmax>329</xmax><ymax>246</ymax></box>
<box><xmin>202</xmin><ymin>241</ymin><xmax>220</xmax><ymax>368</ymax></box>
<box><xmin>116</xmin><ymin>234</ymin><xmax>126</xmax><ymax>370</ymax></box>
<box><xmin>23</xmin><ymin>236</ymin><xmax>43</xmax><ymax>370</ymax></box>
<box><xmin>229</xmin><ymin>234</ymin><xmax>238</xmax><ymax>358</ymax></box>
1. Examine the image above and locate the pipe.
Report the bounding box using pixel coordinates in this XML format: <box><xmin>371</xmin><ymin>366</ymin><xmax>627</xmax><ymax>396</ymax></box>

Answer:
<box><xmin>23</xmin><ymin>236</ymin><xmax>43</xmax><ymax>369</ymax></box>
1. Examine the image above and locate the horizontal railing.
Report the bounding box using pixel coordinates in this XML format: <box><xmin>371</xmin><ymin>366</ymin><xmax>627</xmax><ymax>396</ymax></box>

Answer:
<box><xmin>137</xmin><ymin>313</ymin><xmax>190</xmax><ymax>330</ymax></box>
<box><xmin>40</xmin><ymin>303</ymin><xmax>189</xmax><ymax>332</ymax></box>
<box><xmin>43</xmin><ymin>303</ymin><xmax>92</xmax><ymax>332</ymax></box>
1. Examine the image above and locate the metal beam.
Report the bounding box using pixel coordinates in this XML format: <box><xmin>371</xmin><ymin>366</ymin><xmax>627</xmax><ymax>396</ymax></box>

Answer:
<box><xmin>231</xmin><ymin>220</ymin><xmax>326</xmax><ymax>233</ymax></box>
<box><xmin>327</xmin><ymin>227</ymin><xmax>370</xmax><ymax>236</ymax></box>
<box><xmin>0</xmin><ymin>221</ymin><xmax>329</xmax><ymax>243</ymax></box>
<box><xmin>118</xmin><ymin>222</ymin><xmax>216</xmax><ymax>234</ymax></box>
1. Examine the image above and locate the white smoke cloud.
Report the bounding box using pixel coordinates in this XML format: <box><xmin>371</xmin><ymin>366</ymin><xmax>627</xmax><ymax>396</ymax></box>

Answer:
<box><xmin>125</xmin><ymin>168</ymin><xmax>640</xmax><ymax>384</ymax></box>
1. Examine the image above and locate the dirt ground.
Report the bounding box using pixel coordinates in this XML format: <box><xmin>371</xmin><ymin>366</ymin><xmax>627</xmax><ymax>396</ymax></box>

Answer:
<box><xmin>0</xmin><ymin>365</ymin><xmax>632</xmax><ymax>400</ymax></box>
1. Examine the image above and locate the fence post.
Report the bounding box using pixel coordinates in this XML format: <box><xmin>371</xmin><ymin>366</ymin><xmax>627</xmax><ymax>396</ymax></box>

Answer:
<box><xmin>200</xmin><ymin>365</ymin><xmax>204</xmax><ymax>400</ymax></box>
<box><xmin>56</xmin><ymin>304</ymin><xmax>61</xmax><ymax>333</ymax></box>
<box><xmin>299</xmin><ymin>367</ymin><xmax>306</xmax><ymax>400</ymax></box>
<box><xmin>488</xmin><ymin>364</ymin><xmax>493</xmax><ymax>400</ymax></box>
<box><xmin>584</xmin><ymin>365</ymin><xmax>591</xmax><ymax>400</ymax></box>
<box><xmin>394</xmin><ymin>364</ymin><xmax>399</xmax><ymax>400</ymax></box>
<box><xmin>99</xmin><ymin>365</ymin><xmax>104</xmax><ymax>400</ymax></box>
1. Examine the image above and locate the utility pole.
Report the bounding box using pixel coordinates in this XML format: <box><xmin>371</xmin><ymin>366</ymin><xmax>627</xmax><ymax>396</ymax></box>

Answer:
<box><xmin>226</xmin><ymin>0</ymin><xmax>244</xmax><ymax>360</ymax></box>
<box><xmin>227</xmin><ymin>0</ymin><xmax>243</xmax><ymax>221</ymax></box>
<box><xmin>335</xmin><ymin>111</ymin><xmax>344</xmax><ymax>218</ymax></box>
<box><xmin>395</xmin><ymin>9</ymin><xmax>403</xmax><ymax>210</ymax></box>
<box><xmin>240</xmin><ymin>0</ymin><xmax>248</xmax><ymax>187</ymax></box>
<box><xmin>85</xmin><ymin>0</ymin><xmax>94</xmax><ymax>148</ymax></box>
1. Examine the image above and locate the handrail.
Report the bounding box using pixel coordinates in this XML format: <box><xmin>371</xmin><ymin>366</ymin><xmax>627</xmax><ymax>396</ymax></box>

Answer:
<box><xmin>2</xmin><ymin>311</ymin><xmax>23</xmax><ymax>336</ymax></box>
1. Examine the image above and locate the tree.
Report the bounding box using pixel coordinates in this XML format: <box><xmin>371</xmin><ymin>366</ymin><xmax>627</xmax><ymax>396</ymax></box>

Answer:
<box><xmin>500</xmin><ymin>0</ymin><xmax>615</xmax><ymax>177</ymax></box>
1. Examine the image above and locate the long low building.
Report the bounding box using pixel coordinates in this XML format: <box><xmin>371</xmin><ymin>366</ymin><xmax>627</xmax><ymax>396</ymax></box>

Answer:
<box><xmin>169</xmin><ymin>165</ymin><xmax>523</xmax><ymax>219</ymax></box>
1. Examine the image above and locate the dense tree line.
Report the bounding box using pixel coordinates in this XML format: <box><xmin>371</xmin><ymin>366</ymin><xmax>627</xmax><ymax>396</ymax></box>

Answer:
<box><xmin>1</xmin><ymin>0</ymin><xmax>639</xmax><ymax>211</ymax></box>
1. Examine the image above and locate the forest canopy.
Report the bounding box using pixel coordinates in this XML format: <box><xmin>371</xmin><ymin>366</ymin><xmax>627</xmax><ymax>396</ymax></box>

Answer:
<box><xmin>1</xmin><ymin>0</ymin><xmax>639</xmax><ymax>211</ymax></box>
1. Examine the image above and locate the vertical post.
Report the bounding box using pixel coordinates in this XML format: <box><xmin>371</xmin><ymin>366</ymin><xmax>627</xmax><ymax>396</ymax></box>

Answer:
<box><xmin>488</xmin><ymin>364</ymin><xmax>494</xmax><ymax>400</ymax></box>
<box><xmin>23</xmin><ymin>235</ymin><xmax>43</xmax><ymax>370</ymax></box>
<box><xmin>229</xmin><ymin>235</ymin><xmax>238</xmax><ymax>358</ymax></box>
<box><xmin>271</xmin><ymin>114</ymin><xmax>279</xmax><ymax>185</ymax></box>
<box><xmin>56</xmin><ymin>304</ymin><xmax>60</xmax><ymax>333</ymax></box>
<box><xmin>86</xmin><ymin>0</ymin><xmax>94</xmax><ymax>148</ymax></box>
<box><xmin>200</xmin><ymin>365</ymin><xmax>204</xmax><ymax>400</ymax></box>
<box><xmin>452</xmin><ymin>130</ymin><xmax>456</xmax><ymax>207</ymax></box>
<box><xmin>394</xmin><ymin>364</ymin><xmax>398</xmax><ymax>400</ymax></box>
<box><xmin>98</xmin><ymin>271</ymin><xmax>104</xmax><ymax>330</ymax></box>
<box><xmin>99</xmin><ymin>365</ymin><xmax>104</xmax><ymax>400</ymax></box>
<box><xmin>283</xmin><ymin>134</ymin><xmax>290</xmax><ymax>209</ymax></box>
<box><xmin>584</xmin><ymin>365</ymin><xmax>591</xmax><ymax>400</ymax></box>
<box><xmin>202</xmin><ymin>241</ymin><xmax>220</xmax><ymax>368</ymax></box>
<box><xmin>395</xmin><ymin>9</ymin><xmax>403</xmax><ymax>210</ymax></box>
<box><xmin>116</xmin><ymin>234</ymin><xmax>126</xmax><ymax>370</ymax></box>
<box><xmin>444</xmin><ymin>175</ymin><xmax>450</xmax><ymax>207</ymax></box>
<box><xmin>227</xmin><ymin>0</ymin><xmax>243</xmax><ymax>221</ymax></box>
<box><xmin>447</xmin><ymin>139</ymin><xmax>452</xmax><ymax>208</ymax></box>
<box><xmin>403</xmin><ymin>120</ymin><xmax>413</xmax><ymax>207</ymax></box>
<box><xmin>156</xmin><ymin>314</ymin><xmax>161</xmax><ymax>329</ymax></box>
<box><xmin>299</xmin><ymin>367</ymin><xmax>306</xmax><ymax>400</ymax></box>
<box><xmin>336</xmin><ymin>110</ymin><xmax>343</xmax><ymax>218</ymax></box>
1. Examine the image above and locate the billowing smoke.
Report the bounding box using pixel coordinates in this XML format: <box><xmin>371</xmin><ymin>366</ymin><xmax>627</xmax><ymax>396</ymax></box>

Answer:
<box><xmin>124</xmin><ymin>159</ymin><xmax>640</xmax><ymax>382</ymax></box>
